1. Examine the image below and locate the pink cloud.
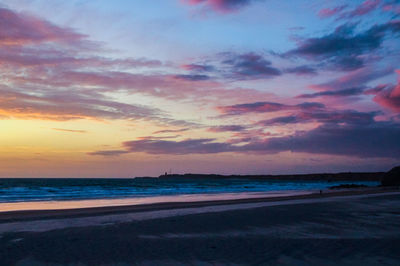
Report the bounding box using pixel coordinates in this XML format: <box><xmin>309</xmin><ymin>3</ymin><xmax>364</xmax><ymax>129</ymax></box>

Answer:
<box><xmin>382</xmin><ymin>3</ymin><xmax>400</xmax><ymax>15</ymax></box>
<box><xmin>348</xmin><ymin>0</ymin><xmax>381</xmax><ymax>17</ymax></box>
<box><xmin>318</xmin><ymin>5</ymin><xmax>347</xmax><ymax>18</ymax></box>
<box><xmin>0</xmin><ymin>6</ymin><xmax>282</xmax><ymax>121</ymax></box>
<box><xmin>183</xmin><ymin>0</ymin><xmax>252</xmax><ymax>13</ymax></box>
<box><xmin>318</xmin><ymin>1</ymin><xmax>382</xmax><ymax>20</ymax></box>
<box><xmin>373</xmin><ymin>70</ymin><xmax>400</xmax><ymax>113</ymax></box>
<box><xmin>7</xmin><ymin>64</ymin><xmax>275</xmax><ymax>105</ymax></box>
<box><xmin>0</xmin><ymin>7</ymin><xmax>84</xmax><ymax>46</ymax></box>
<box><xmin>0</xmin><ymin>85</ymin><xmax>162</xmax><ymax>122</ymax></box>
<box><xmin>0</xmin><ymin>46</ymin><xmax>164</xmax><ymax>69</ymax></box>
<box><xmin>0</xmin><ymin>14</ymin><xmax>274</xmax><ymax>108</ymax></box>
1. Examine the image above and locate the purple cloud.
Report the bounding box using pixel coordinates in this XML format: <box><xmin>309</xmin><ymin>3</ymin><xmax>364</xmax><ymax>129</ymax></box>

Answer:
<box><xmin>173</xmin><ymin>74</ymin><xmax>210</xmax><ymax>81</ymax></box>
<box><xmin>348</xmin><ymin>0</ymin><xmax>381</xmax><ymax>16</ymax></box>
<box><xmin>153</xmin><ymin>128</ymin><xmax>190</xmax><ymax>134</ymax></box>
<box><xmin>184</xmin><ymin>0</ymin><xmax>253</xmax><ymax>13</ymax></box>
<box><xmin>0</xmin><ymin>85</ymin><xmax>195</xmax><ymax>126</ymax></box>
<box><xmin>319</xmin><ymin>1</ymin><xmax>383</xmax><ymax>20</ymax></box>
<box><xmin>258</xmin><ymin>115</ymin><xmax>299</xmax><ymax>125</ymax></box>
<box><xmin>258</xmin><ymin>110</ymin><xmax>378</xmax><ymax>126</ymax></box>
<box><xmin>218</xmin><ymin>102</ymin><xmax>286</xmax><ymax>115</ymax></box>
<box><xmin>382</xmin><ymin>1</ymin><xmax>400</xmax><ymax>15</ymax></box>
<box><xmin>0</xmin><ymin>7</ymin><xmax>85</xmax><ymax>46</ymax></box>
<box><xmin>221</xmin><ymin>52</ymin><xmax>281</xmax><ymax>79</ymax></box>
<box><xmin>286</xmin><ymin>21</ymin><xmax>400</xmax><ymax>71</ymax></box>
<box><xmin>218</xmin><ymin>101</ymin><xmax>325</xmax><ymax>115</ymax></box>
<box><xmin>318</xmin><ymin>5</ymin><xmax>348</xmax><ymax>18</ymax></box>
<box><xmin>123</xmin><ymin>138</ymin><xmax>233</xmax><ymax>154</ymax></box>
<box><xmin>182</xmin><ymin>64</ymin><xmax>215</xmax><ymax>72</ymax></box>
<box><xmin>297</xmin><ymin>87</ymin><xmax>366</xmax><ymax>98</ymax></box>
<box><xmin>340</xmin><ymin>0</ymin><xmax>382</xmax><ymax>19</ymax></box>
<box><xmin>285</xmin><ymin>65</ymin><xmax>317</xmax><ymax>75</ymax></box>
<box><xmin>87</xmin><ymin>150</ymin><xmax>130</xmax><ymax>156</ymax></box>
<box><xmin>373</xmin><ymin>70</ymin><xmax>400</xmax><ymax>112</ymax></box>
<box><xmin>90</xmin><ymin>122</ymin><xmax>400</xmax><ymax>158</ymax></box>
<box><xmin>208</xmin><ymin>125</ymin><xmax>247</xmax><ymax>132</ymax></box>
<box><xmin>364</xmin><ymin>84</ymin><xmax>388</xmax><ymax>95</ymax></box>
<box><xmin>243</xmin><ymin>122</ymin><xmax>400</xmax><ymax>158</ymax></box>
<box><xmin>310</xmin><ymin>67</ymin><xmax>394</xmax><ymax>92</ymax></box>
<box><xmin>0</xmin><ymin>7</ymin><xmax>207</xmax><ymax>126</ymax></box>
<box><xmin>1</xmin><ymin>6</ymin><xmax>278</xmax><ymax>127</ymax></box>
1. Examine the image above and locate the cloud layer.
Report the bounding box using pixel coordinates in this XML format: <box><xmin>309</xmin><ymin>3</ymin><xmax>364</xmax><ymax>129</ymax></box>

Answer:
<box><xmin>287</xmin><ymin>21</ymin><xmax>400</xmax><ymax>71</ymax></box>
<box><xmin>2</xmin><ymin>0</ymin><xmax>400</xmax><ymax>177</ymax></box>
<box><xmin>91</xmin><ymin>121</ymin><xmax>400</xmax><ymax>158</ymax></box>
<box><xmin>184</xmin><ymin>0</ymin><xmax>253</xmax><ymax>13</ymax></box>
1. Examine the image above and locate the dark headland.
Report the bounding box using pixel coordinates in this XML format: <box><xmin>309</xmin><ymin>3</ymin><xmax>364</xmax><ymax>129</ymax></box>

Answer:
<box><xmin>157</xmin><ymin>171</ymin><xmax>384</xmax><ymax>181</ymax></box>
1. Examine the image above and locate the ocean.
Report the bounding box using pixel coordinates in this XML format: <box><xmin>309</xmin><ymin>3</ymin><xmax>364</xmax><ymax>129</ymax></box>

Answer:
<box><xmin>0</xmin><ymin>178</ymin><xmax>379</xmax><ymax>203</ymax></box>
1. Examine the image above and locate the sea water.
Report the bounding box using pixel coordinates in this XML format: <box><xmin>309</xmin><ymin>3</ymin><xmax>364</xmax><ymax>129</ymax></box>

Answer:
<box><xmin>0</xmin><ymin>177</ymin><xmax>379</xmax><ymax>203</ymax></box>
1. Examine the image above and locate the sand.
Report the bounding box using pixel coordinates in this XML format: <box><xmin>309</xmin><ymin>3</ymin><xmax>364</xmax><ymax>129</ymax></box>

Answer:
<box><xmin>0</xmin><ymin>188</ymin><xmax>399</xmax><ymax>265</ymax></box>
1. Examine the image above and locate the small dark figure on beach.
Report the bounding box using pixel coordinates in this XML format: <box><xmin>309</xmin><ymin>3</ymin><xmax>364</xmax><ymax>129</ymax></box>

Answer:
<box><xmin>320</xmin><ymin>190</ymin><xmax>322</xmax><ymax>195</ymax></box>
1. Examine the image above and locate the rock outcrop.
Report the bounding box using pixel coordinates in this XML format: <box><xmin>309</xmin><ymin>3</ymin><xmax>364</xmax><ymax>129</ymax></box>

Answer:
<box><xmin>381</xmin><ymin>166</ymin><xmax>400</xmax><ymax>186</ymax></box>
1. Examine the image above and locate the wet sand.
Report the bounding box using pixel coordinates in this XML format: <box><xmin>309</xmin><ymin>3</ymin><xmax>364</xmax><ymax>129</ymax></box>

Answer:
<box><xmin>1</xmin><ymin>189</ymin><xmax>399</xmax><ymax>265</ymax></box>
<box><xmin>0</xmin><ymin>187</ymin><xmax>395</xmax><ymax>222</ymax></box>
<box><xmin>0</xmin><ymin>190</ymin><xmax>314</xmax><ymax>215</ymax></box>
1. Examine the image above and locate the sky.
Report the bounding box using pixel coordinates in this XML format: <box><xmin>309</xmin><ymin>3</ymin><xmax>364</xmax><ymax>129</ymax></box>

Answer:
<box><xmin>0</xmin><ymin>0</ymin><xmax>399</xmax><ymax>178</ymax></box>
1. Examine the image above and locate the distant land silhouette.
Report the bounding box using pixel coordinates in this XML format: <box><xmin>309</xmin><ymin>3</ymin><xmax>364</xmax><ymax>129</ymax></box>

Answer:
<box><xmin>147</xmin><ymin>172</ymin><xmax>385</xmax><ymax>181</ymax></box>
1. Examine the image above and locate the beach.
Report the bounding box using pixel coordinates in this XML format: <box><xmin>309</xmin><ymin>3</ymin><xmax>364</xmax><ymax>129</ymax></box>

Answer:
<box><xmin>1</xmin><ymin>188</ymin><xmax>400</xmax><ymax>265</ymax></box>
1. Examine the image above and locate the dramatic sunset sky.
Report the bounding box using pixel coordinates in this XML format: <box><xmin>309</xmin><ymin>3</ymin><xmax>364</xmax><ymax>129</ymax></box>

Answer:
<box><xmin>1</xmin><ymin>0</ymin><xmax>399</xmax><ymax>177</ymax></box>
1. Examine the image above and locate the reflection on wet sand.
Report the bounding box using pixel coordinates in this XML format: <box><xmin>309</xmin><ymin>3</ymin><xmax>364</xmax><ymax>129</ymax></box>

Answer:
<box><xmin>0</xmin><ymin>190</ymin><xmax>313</xmax><ymax>212</ymax></box>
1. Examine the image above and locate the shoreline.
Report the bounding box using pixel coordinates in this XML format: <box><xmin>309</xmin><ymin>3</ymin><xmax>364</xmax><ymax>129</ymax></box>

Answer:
<box><xmin>0</xmin><ymin>186</ymin><xmax>397</xmax><ymax>223</ymax></box>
